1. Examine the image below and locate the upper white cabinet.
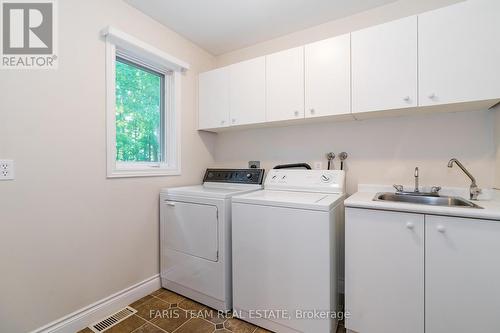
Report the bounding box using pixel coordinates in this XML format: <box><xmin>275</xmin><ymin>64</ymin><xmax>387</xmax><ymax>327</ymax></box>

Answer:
<box><xmin>425</xmin><ymin>215</ymin><xmax>500</xmax><ymax>333</ymax></box>
<box><xmin>198</xmin><ymin>0</ymin><xmax>500</xmax><ymax>132</ymax></box>
<box><xmin>345</xmin><ymin>208</ymin><xmax>424</xmax><ymax>333</ymax></box>
<box><xmin>198</xmin><ymin>67</ymin><xmax>230</xmax><ymax>130</ymax></box>
<box><xmin>419</xmin><ymin>0</ymin><xmax>500</xmax><ymax>106</ymax></box>
<box><xmin>266</xmin><ymin>47</ymin><xmax>304</xmax><ymax>122</ymax></box>
<box><xmin>305</xmin><ymin>34</ymin><xmax>351</xmax><ymax>118</ymax></box>
<box><xmin>229</xmin><ymin>57</ymin><xmax>266</xmax><ymax>126</ymax></box>
<box><xmin>352</xmin><ymin>16</ymin><xmax>418</xmax><ymax>114</ymax></box>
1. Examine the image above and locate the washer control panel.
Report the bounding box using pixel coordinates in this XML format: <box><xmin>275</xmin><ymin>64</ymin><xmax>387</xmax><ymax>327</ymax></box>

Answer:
<box><xmin>203</xmin><ymin>168</ymin><xmax>265</xmax><ymax>185</ymax></box>
<box><xmin>266</xmin><ymin>169</ymin><xmax>345</xmax><ymax>193</ymax></box>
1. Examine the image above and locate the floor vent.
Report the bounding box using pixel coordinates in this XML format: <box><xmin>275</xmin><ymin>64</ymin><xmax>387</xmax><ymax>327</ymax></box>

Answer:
<box><xmin>88</xmin><ymin>307</ymin><xmax>137</xmax><ymax>332</ymax></box>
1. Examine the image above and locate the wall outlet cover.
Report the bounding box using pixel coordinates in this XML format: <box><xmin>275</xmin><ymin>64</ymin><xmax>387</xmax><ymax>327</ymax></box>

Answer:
<box><xmin>248</xmin><ymin>161</ymin><xmax>260</xmax><ymax>169</ymax></box>
<box><xmin>0</xmin><ymin>160</ymin><xmax>14</xmax><ymax>180</ymax></box>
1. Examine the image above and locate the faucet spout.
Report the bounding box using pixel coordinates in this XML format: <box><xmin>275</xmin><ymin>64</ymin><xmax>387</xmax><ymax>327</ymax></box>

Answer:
<box><xmin>447</xmin><ymin>158</ymin><xmax>481</xmax><ymax>200</ymax></box>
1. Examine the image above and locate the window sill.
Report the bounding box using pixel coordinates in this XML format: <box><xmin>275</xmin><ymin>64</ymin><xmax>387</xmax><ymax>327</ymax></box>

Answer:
<box><xmin>107</xmin><ymin>168</ymin><xmax>181</xmax><ymax>178</ymax></box>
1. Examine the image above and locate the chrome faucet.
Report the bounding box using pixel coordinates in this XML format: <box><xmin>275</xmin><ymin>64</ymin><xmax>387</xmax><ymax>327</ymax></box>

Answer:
<box><xmin>447</xmin><ymin>158</ymin><xmax>482</xmax><ymax>200</ymax></box>
<box><xmin>394</xmin><ymin>167</ymin><xmax>441</xmax><ymax>196</ymax></box>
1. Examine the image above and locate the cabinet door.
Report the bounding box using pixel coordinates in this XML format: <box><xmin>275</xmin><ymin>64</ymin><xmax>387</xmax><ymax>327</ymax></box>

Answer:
<box><xmin>419</xmin><ymin>0</ymin><xmax>500</xmax><ymax>106</ymax></box>
<box><xmin>345</xmin><ymin>208</ymin><xmax>424</xmax><ymax>333</ymax></box>
<box><xmin>266</xmin><ymin>47</ymin><xmax>304</xmax><ymax>121</ymax></box>
<box><xmin>305</xmin><ymin>34</ymin><xmax>351</xmax><ymax>118</ymax></box>
<box><xmin>426</xmin><ymin>215</ymin><xmax>500</xmax><ymax>333</ymax></box>
<box><xmin>229</xmin><ymin>57</ymin><xmax>266</xmax><ymax>126</ymax></box>
<box><xmin>352</xmin><ymin>16</ymin><xmax>417</xmax><ymax>113</ymax></box>
<box><xmin>198</xmin><ymin>67</ymin><xmax>230</xmax><ymax>129</ymax></box>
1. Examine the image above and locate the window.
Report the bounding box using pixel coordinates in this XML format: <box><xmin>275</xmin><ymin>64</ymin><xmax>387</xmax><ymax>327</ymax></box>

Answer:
<box><xmin>103</xmin><ymin>27</ymin><xmax>189</xmax><ymax>177</ymax></box>
<box><xmin>115</xmin><ymin>56</ymin><xmax>165</xmax><ymax>163</ymax></box>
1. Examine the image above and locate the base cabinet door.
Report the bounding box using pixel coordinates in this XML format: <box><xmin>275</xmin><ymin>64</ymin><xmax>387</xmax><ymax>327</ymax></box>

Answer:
<box><xmin>425</xmin><ymin>215</ymin><xmax>500</xmax><ymax>333</ymax></box>
<box><xmin>345</xmin><ymin>208</ymin><xmax>424</xmax><ymax>333</ymax></box>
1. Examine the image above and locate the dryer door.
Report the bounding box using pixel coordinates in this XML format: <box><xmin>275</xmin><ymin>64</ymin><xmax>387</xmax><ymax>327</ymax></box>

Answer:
<box><xmin>162</xmin><ymin>200</ymin><xmax>219</xmax><ymax>262</ymax></box>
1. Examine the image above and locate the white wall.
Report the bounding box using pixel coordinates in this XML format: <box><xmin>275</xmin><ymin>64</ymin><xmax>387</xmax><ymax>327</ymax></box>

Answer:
<box><xmin>214</xmin><ymin>111</ymin><xmax>495</xmax><ymax>194</ymax></box>
<box><xmin>216</xmin><ymin>0</ymin><xmax>463</xmax><ymax>67</ymax></box>
<box><xmin>0</xmin><ymin>0</ymin><xmax>216</xmax><ymax>332</ymax></box>
<box><xmin>213</xmin><ymin>0</ymin><xmax>496</xmax><ymax>194</ymax></box>
<box><xmin>496</xmin><ymin>108</ymin><xmax>500</xmax><ymax>188</ymax></box>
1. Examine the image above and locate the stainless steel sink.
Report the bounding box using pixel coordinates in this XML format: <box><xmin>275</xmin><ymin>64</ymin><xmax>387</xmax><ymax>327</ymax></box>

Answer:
<box><xmin>373</xmin><ymin>192</ymin><xmax>483</xmax><ymax>209</ymax></box>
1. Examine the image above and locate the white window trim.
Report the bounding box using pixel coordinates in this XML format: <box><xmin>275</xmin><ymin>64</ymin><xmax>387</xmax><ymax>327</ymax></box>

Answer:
<box><xmin>102</xmin><ymin>26</ymin><xmax>188</xmax><ymax>178</ymax></box>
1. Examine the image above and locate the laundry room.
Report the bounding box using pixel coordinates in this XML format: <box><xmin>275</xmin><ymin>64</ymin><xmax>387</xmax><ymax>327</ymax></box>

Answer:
<box><xmin>1</xmin><ymin>1</ymin><xmax>499</xmax><ymax>333</ymax></box>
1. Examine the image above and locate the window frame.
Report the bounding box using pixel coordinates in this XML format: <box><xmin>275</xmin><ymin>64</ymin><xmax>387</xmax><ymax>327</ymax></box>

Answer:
<box><xmin>103</xmin><ymin>26</ymin><xmax>188</xmax><ymax>178</ymax></box>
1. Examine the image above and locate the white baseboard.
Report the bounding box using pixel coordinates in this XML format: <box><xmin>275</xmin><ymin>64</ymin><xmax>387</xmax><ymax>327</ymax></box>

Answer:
<box><xmin>30</xmin><ymin>274</ymin><xmax>161</xmax><ymax>333</ymax></box>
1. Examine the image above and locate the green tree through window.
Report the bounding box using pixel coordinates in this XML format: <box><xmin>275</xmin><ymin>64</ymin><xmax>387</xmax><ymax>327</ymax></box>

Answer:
<box><xmin>115</xmin><ymin>57</ymin><xmax>164</xmax><ymax>162</ymax></box>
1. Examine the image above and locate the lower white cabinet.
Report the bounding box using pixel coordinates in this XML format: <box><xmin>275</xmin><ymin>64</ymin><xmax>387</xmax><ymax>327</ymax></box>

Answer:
<box><xmin>346</xmin><ymin>208</ymin><xmax>500</xmax><ymax>333</ymax></box>
<box><xmin>425</xmin><ymin>215</ymin><xmax>500</xmax><ymax>333</ymax></box>
<box><xmin>345</xmin><ymin>208</ymin><xmax>424</xmax><ymax>333</ymax></box>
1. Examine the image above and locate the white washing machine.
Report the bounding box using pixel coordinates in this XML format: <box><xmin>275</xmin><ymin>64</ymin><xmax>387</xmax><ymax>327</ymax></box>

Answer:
<box><xmin>160</xmin><ymin>168</ymin><xmax>265</xmax><ymax>311</ymax></box>
<box><xmin>232</xmin><ymin>169</ymin><xmax>346</xmax><ymax>333</ymax></box>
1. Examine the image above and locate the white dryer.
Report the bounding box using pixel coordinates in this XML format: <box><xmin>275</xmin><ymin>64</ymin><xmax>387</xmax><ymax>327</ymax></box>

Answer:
<box><xmin>232</xmin><ymin>169</ymin><xmax>346</xmax><ymax>333</ymax></box>
<box><xmin>160</xmin><ymin>168</ymin><xmax>265</xmax><ymax>312</ymax></box>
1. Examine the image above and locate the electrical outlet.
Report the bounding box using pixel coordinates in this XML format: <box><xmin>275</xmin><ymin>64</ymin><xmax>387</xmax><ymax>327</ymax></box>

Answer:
<box><xmin>248</xmin><ymin>160</ymin><xmax>260</xmax><ymax>169</ymax></box>
<box><xmin>0</xmin><ymin>160</ymin><xmax>14</xmax><ymax>180</ymax></box>
<box><xmin>313</xmin><ymin>161</ymin><xmax>323</xmax><ymax>170</ymax></box>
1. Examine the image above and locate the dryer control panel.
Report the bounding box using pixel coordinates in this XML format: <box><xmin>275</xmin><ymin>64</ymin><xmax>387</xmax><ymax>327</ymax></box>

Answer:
<box><xmin>203</xmin><ymin>168</ymin><xmax>265</xmax><ymax>185</ymax></box>
<box><xmin>265</xmin><ymin>169</ymin><xmax>346</xmax><ymax>194</ymax></box>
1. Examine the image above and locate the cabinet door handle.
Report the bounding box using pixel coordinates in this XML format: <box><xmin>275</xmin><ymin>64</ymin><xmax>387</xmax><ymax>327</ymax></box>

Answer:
<box><xmin>437</xmin><ymin>225</ymin><xmax>446</xmax><ymax>233</ymax></box>
<box><xmin>428</xmin><ymin>93</ymin><xmax>436</xmax><ymax>99</ymax></box>
<box><xmin>165</xmin><ymin>201</ymin><xmax>176</xmax><ymax>206</ymax></box>
<box><xmin>310</xmin><ymin>108</ymin><xmax>315</xmax><ymax>114</ymax></box>
<box><xmin>231</xmin><ymin>118</ymin><xmax>236</xmax><ymax>124</ymax></box>
<box><xmin>405</xmin><ymin>222</ymin><xmax>414</xmax><ymax>230</ymax></box>
<box><xmin>403</xmin><ymin>96</ymin><xmax>411</xmax><ymax>102</ymax></box>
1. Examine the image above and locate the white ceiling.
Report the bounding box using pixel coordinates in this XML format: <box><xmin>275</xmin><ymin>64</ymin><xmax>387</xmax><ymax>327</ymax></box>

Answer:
<box><xmin>124</xmin><ymin>0</ymin><xmax>397</xmax><ymax>55</ymax></box>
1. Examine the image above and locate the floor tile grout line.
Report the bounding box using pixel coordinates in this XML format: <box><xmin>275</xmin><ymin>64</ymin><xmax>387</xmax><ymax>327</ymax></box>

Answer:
<box><xmin>143</xmin><ymin>319</ymin><xmax>169</xmax><ymax>333</ymax></box>
<box><xmin>130</xmin><ymin>320</ymin><xmax>158</xmax><ymax>333</ymax></box>
<box><xmin>169</xmin><ymin>314</ymin><xmax>194</xmax><ymax>333</ymax></box>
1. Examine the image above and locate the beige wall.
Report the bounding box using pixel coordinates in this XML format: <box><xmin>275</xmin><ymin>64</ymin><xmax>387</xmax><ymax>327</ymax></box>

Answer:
<box><xmin>216</xmin><ymin>0</ymin><xmax>464</xmax><ymax>67</ymax></box>
<box><xmin>214</xmin><ymin>111</ymin><xmax>496</xmax><ymax>194</ymax></box>
<box><xmin>0</xmin><ymin>0</ymin><xmax>216</xmax><ymax>332</ymax></box>
<box><xmin>213</xmin><ymin>0</ymin><xmax>496</xmax><ymax>194</ymax></box>
<box><xmin>496</xmin><ymin>108</ymin><xmax>500</xmax><ymax>188</ymax></box>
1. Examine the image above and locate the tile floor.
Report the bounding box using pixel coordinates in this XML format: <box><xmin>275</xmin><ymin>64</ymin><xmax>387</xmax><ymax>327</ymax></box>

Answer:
<box><xmin>78</xmin><ymin>288</ymin><xmax>346</xmax><ymax>333</ymax></box>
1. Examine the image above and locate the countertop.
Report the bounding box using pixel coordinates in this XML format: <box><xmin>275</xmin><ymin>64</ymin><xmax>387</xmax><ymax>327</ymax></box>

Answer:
<box><xmin>345</xmin><ymin>185</ymin><xmax>500</xmax><ymax>221</ymax></box>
